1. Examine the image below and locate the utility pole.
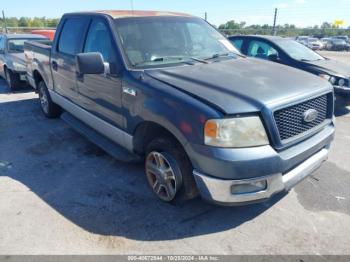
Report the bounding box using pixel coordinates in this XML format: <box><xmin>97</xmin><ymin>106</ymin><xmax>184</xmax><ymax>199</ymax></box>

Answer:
<box><xmin>272</xmin><ymin>8</ymin><xmax>278</xmax><ymax>35</ymax></box>
<box><xmin>2</xmin><ymin>10</ymin><xmax>8</xmax><ymax>34</ymax></box>
<box><xmin>204</xmin><ymin>12</ymin><xmax>207</xmax><ymax>21</ymax></box>
<box><xmin>130</xmin><ymin>0</ymin><xmax>134</xmax><ymax>14</ymax></box>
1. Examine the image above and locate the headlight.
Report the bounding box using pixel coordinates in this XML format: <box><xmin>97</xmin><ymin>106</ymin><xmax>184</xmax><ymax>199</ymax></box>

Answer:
<box><xmin>338</xmin><ymin>78</ymin><xmax>345</xmax><ymax>87</ymax></box>
<box><xmin>319</xmin><ymin>74</ymin><xmax>341</xmax><ymax>85</ymax></box>
<box><xmin>204</xmin><ymin>116</ymin><xmax>269</xmax><ymax>148</ymax></box>
<box><xmin>13</xmin><ymin>62</ymin><xmax>26</xmax><ymax>71</ymax></box>
<box><xmin>329</xmin><ymin>76</ymin><xmax>337</xmax><ymax>85</ymax></box>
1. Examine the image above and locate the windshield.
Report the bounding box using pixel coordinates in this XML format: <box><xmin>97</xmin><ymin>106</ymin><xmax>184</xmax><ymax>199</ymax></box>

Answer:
<box><xmin>114</xmin><ymin>17</ymin><xmax>240</xmax><ymax>68</ymax></box>
<box><xmin>308</xmin><ymin>38</ymin><xmax>318</xmax><ymax>42</ymax></box>
<box><xmin>7</xmin><ymin>38</ymin><xmax>43</xmax><ymax>53</ymax></box>
<box><xmin>277</xmin><ymin>39</ymin><xmax>324</xmax><ymax>61</ymax></box>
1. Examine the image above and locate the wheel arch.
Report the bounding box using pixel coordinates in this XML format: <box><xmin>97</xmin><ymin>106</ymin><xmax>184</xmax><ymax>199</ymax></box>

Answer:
<box><xmin>133</xmin><ymin>121</ymin><xmax>186</xmax><ymax>156</ymax></box>
<box><xmin>33</xmin><ymin>69</ymin><xmax>44</xmax><ymax>89</ymax></box>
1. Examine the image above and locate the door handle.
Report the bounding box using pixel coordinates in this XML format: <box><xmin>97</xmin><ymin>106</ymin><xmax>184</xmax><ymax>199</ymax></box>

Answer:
<box><xmin>52</xmin><ymin>61</ymin><xmax>58</xmax><ymax>71</ymax></box>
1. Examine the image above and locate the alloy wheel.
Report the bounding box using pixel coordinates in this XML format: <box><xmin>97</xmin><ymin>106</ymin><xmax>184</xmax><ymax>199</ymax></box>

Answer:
<box><xmin>145</xmin><ymin>151</ymin><xmax>178</xmax><ymax>201</ymax></box>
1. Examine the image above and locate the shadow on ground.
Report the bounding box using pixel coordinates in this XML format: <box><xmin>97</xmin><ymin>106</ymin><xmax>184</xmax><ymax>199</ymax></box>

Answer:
<box><xmin>294</xmin><ymin>162</ymin><xmax>350</xmax><ymax>216</ymax></box>
<box><xmin>0</xmin><ymin>93</ymin><xmax>287</xmax><ymax>241</ymax></box>
<box><xmin>0</xmin><ymin>80</ymin><xmax>33</xmax><ymax>95</ymax></box>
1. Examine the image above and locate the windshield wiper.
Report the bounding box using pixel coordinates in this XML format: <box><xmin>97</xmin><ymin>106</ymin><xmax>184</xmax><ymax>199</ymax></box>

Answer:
<box><xmin>205</xmin><ymin>52</ymin><xmax>244</xmax><ymax>61</ymax></box>
<box><xmin>133</xmin><ymin>56</ymin><xmax>208</xmax><ymax>67</ymax></box>
<box><xmin>152</xmin><ymin>56</ymin><xmax>208</xmax><ymax>64</ymax></box>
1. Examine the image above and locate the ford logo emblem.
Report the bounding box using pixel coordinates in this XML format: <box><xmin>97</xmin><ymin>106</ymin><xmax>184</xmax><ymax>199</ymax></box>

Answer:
<box><xmin>303</xmin><ymin>109</ymin><xmax>318</xmax><ymax>123</ymax></box>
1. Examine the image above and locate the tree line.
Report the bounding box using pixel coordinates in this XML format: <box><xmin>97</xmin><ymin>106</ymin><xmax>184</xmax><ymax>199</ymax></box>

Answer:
<box><xmin>218</xmin><ymin>20</ymin><xmax>350</xmax><ymax>37</ymax></box>
<box><xmin>1</xmin><ymin>17</ymin><xmax>349</xmax><ymax>37</ymax></box>
<box><xmin>0</xmin><ymin>17</ymin><xmax>59</xmax><ymax>28</ymax></box>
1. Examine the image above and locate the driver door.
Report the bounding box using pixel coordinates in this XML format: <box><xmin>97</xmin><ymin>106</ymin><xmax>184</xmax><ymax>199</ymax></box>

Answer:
<box><xmin>77</xmin><ymin>17</ymin><xmax>124</xmax><ymax>129</ymax></box>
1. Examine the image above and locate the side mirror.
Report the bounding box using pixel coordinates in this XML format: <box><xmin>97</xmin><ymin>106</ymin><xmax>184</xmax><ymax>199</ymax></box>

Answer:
<box><xmin>268</xmin><ymin>53</ymin><xmax>280</xmax><ymax>62</ymax></box>
<box><xmin>76</xmin><ymin>52</ymin><xmax>105</xmax><ymax>75</ymax></box>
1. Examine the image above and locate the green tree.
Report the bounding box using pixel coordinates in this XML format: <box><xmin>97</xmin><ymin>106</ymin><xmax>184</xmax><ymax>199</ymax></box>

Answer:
<box><xmin>18</xmin><ymin>17</ymin><xmax>29</xmax><ymax>27</ymax></box>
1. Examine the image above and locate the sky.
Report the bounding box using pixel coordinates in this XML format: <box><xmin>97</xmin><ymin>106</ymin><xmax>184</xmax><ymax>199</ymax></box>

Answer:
<box><xmin>2</xmin><ymin>0</ymin><xmax>350</xmax><ymax>28</ymax></box>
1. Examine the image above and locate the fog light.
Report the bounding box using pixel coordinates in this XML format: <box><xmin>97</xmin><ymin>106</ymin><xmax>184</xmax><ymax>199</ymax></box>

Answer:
<box><xmin>231</xmin><ymin>180</ymin><xmax>267</xmax><ymax>195</ymax></box>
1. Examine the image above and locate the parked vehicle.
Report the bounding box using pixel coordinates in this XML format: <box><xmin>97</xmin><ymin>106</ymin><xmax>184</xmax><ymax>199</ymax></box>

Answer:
<box><xmin>0</xmin><ymin>34</ymin><xmax>47</xmax><ymax>90</ymax></box>
<box><xmin>295</xmin><ymin>36</ymin><xmax>308</xmax><ymax>45</ymax></box>
<box><xmin>229</xmin><ymin>35</ymin><xmax>350</xmax><ymax>106</ymax></box>
<box><xmin>25</xmin><ymin>11</ymin><xmax>334</xmax><ymax>206</ymax></box>
<box><xmin>329</xmin><ymin>38</ymin><xmax>350</xmax><ymax>51</ymax></box>
<box><xmin>333</xmin><ymin>35</ymin><xmax>350</xmax><ymax>44</ymax></box>
<box><xmin>31</xmin><ymin>30</ymin><xmax>56</xmax><ymax>41</ymax></box>
<box><xmin>305</xmin><ymin>37</ymin><xmax>323</xmax><ymax>50</ymax></box>
<box><xmin>321</xmin><ymin>38</ymin><xmax>333</xmax><ymax>50</ymax></box>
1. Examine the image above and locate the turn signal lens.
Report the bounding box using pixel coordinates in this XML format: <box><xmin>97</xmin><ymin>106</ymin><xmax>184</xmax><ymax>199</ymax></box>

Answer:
<box><xmin>204</xmin><ymin>120</ymin><xmax>218</xmax><ymax>138</ymax></box>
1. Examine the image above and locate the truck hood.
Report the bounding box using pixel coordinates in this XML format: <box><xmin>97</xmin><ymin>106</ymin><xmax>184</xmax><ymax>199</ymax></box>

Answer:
<box><xmin>7</xmin><ymin>53</ymin><xmax>26</xmax><ymax>66</ymax></box>
<box><xmin>302</xmin><ymin>58</ymin><xmax>350</xmax><ymax>78</ymax></box>
<box><xmin>145</xmin><ymin>58</ymin><xmax>332</xmax><ymax>114</ymax></box>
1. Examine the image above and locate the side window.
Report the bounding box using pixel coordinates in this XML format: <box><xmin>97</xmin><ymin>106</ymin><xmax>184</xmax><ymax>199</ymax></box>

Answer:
<box><xmin>0</xmin><ymin>36</ymin><xmax>4</xmax><ymax>51</ymax></box>
<box><xmin>230</xmin><ymin>39</ymin><xmax>243</xmax><ymax>51</ymax></box>
<box><xmin>247</xmin><ymin>40</ymin><xmax>278</xmax><ymax>60</ymax></box>
<box><xmin>84</xmin><ymin>19</ymin><xmax>115</xmax><ymax>63</ymax></box>
<box><xmin>58</xmin><ymin>18</ymin><xmax>89</xmax><ymax>56</ymax></box>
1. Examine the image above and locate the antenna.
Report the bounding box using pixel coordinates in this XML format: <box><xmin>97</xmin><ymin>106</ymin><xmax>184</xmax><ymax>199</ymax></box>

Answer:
<box><xmin>2</xmin><ymin>10</ymin><xmax>8</xmax><ymax>34</ymax></box>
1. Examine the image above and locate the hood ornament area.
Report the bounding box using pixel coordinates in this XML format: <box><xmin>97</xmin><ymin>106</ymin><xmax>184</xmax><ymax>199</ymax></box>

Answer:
<box><xmin>303</xmin><ymin>109</ymin><xmax>318</xmax><ymax>123</ymax></box>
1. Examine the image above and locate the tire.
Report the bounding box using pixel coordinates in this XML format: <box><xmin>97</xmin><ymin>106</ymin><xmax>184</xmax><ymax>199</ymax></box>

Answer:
<box><xmin>37</xmin><ymin>81</ymin><xmax>61</xmax><ymax>118</ymax></box>
<box><xmin>145</xmin><ymin>136</ymin><xmax>198</xmax><ymax>204</ymax></box>
<box><xmin>5</xmin><ymin>68</ymin><xmax>21</xmax><ymax>91</ymax></box>
<box><xmin>335</xmin><ymin>94</ymin><xmax>350</xmax><ymax>108</ymax></box>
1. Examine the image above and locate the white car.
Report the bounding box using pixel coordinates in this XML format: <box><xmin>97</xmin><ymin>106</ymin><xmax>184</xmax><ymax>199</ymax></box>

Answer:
<box><xmin>306</xmin><ymin>38</ymin><xmax>324</xmax><ymax>50</ymax></box>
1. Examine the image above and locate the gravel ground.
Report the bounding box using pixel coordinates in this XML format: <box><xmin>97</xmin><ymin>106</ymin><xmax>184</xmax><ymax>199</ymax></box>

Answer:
<box><xmin>0</xmin><ymin>52</ymin><xmax>350</xmax><ymax>255</ymax></box>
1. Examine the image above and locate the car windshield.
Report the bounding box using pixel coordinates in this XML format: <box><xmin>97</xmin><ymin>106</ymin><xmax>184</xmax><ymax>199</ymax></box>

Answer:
<box><xmin>114</xmin><ymin>16</ymin><xmax>240</xmax><ymax>68</ymax></box>
<box><xmin>7</xmin><ymin>38</ymin><xmax>42</xmax><ymax>53</ymax></box>
<box><xmin>277</xmin><ymin>39</ymin><xmax>324</xmax><ymax>61</ymax></box>
<box><xmin>308</xmin><ymin>38</ymin><xmax>318</xmax><ymax>42</ymax></box>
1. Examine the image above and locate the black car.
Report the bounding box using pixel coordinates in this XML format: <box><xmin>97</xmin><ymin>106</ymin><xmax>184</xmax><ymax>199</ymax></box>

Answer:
<box><xmin>228</xmin><ymin>35</ymin><xmax>350</xmax><ymax>106</ymax></box>
<box><xmin>329</xmin><ymin>38</ymin><xmax>350</xmax><ymax>51</ymax></box>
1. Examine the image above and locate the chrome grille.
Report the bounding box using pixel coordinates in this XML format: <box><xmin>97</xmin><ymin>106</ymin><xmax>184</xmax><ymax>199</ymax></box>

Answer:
<box><xmin>274</xmin><ymin>95</ymin><xmax>328</xmax><ymax>141</ymax></box>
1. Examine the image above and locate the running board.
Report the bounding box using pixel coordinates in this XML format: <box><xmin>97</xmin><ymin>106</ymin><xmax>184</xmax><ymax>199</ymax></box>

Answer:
<box><xmin>61</xmin><ymin>112</ymin><xmax>141</xmax><ymax>163</ymax></box>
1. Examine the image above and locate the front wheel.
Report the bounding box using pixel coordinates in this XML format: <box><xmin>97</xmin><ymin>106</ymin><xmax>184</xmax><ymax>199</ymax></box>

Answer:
<box><xmin>38</xmin><ymin>81</ymin><xmax>61</xmax><ymax>118</ymax></box>
<box><xmin>5</xmin><ymin>68</ymin><xmax>21</xmax><ymax>91</ymax></box>
<box><xmin>145</xmin><ymin>136</ymin><xmax>198</xmax><ymax>203</ymax></box>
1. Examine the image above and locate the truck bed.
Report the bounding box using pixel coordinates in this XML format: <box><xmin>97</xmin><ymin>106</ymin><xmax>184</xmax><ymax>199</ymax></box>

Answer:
<box><xmin>24</xmin><ymin>40</ymin><xmax>53</xmax><ymax>90</ymax></box>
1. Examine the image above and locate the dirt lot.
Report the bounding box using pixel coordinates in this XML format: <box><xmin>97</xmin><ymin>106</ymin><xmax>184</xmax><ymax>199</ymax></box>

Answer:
<box><xmin>0</xmin><ymin>52</ymin><xmax>350</xmax><ymax>255</ymax></box>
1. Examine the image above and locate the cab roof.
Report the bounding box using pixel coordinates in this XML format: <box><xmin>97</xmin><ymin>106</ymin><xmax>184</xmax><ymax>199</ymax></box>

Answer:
<box><xmin>83</xmin><ymin>10</ymin><xmax>193</xmax><ymax>19</ymax></box>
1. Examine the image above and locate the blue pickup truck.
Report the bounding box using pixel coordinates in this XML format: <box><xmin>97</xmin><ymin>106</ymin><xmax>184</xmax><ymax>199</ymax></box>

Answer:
<box><xmin>24</xmin><ymin>10</ymin><xmax>335</xmax><ymax>205</ymax></box>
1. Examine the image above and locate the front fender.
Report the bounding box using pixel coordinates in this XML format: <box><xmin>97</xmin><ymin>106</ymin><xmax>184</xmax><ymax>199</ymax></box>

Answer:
<box><xmin>122</xmin><ymin>72</ymin><xmax>222</xmax><ymax>147</ymax></box>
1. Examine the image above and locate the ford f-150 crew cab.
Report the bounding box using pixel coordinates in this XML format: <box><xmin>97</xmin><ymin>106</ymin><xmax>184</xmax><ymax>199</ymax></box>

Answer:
<box><xmin>25</xmin><ymin>10</ymin><xmax>335</xmax><ymax>205</ymax></box>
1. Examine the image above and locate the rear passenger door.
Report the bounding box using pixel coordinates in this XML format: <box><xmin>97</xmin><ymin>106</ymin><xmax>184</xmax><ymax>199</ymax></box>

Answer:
<box><xmin>77</xmin><ymin>18</ymin><xmax>124</xmax><ymax>128</ymax></box>
<box><xmin>51</xmin><ymin>17</ymin><xmax>90</xmax><ymax>103</ymax></box>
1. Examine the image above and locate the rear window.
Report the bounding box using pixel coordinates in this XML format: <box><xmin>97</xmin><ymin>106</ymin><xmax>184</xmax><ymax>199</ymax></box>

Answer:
<box><xmin>58</xmin><ymin>18</ymin><xmax>89</xmax><ymax>55</ymax></box>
